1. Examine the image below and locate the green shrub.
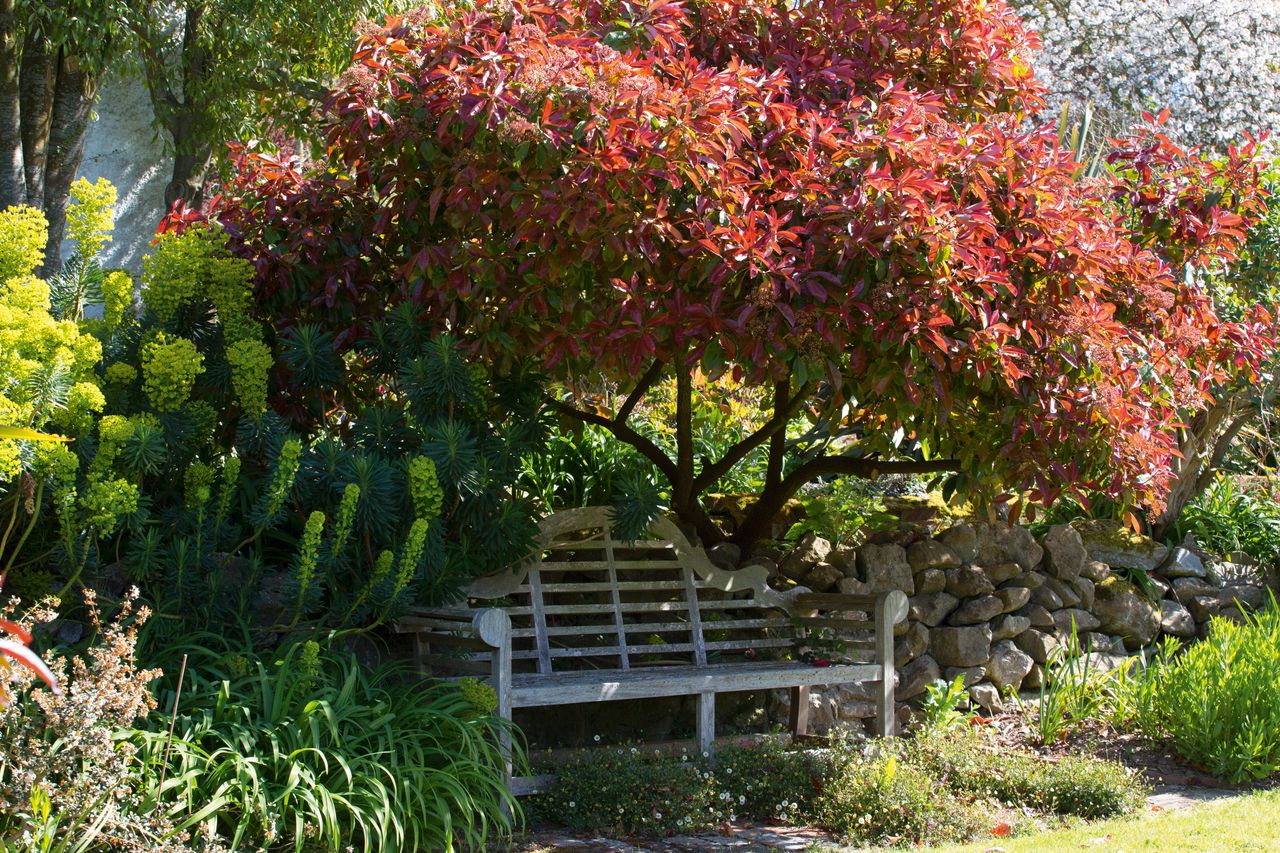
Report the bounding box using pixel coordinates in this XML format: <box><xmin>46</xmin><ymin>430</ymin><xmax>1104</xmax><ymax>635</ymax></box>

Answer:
<box><xmin>1115</xmin><ymin>595</ymin><xmax>1280</xmax><ymax>782</ymax></box>
<box><xmin>815</xmin><ymin>748</ymin><xmax>984</xmax><ymax>847</ymax></box>
<box><xmin>911</xmin><ymin>732</ymin><xmax>1147</xmax><ymax>820</ymax></box>
<box><xmin>535</xmin><ymin>746</ymin><xmax>721</xmax><ymax>835</ymax></box>
<box><xmin>714</xmin><ymin>739</ymin><xmax>834</xmax><ymax>822</ymax></box>
<box><xmin>1173</xmin><ymin>475</ymin><xmax>1280</xmax><ymax>569</ymax></box>
<box><xmin>135</xmin><ymin>638</ymin><xmax>519</xmax><ymax>852</ymax></box>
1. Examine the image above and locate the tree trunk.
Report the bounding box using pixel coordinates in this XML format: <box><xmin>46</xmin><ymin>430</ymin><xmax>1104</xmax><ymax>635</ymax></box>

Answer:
<box><xmin>41</xmin><ymin>52</ymin><xmax>96</xmax><ymax>273</ymax></box>
<box><xmin>19</xmin><ymin>29</ymin><xmax>55</xmax><ymax>204</ymax></box>
<box><xmin>0</xmin><ymin>0</ymin><xmax>26</xmax><ymax>209</ymax></box>
<box><xmin>163</xmin><ymin>128</ymin><xmax>212</xmax><ymax>209</ymax></box>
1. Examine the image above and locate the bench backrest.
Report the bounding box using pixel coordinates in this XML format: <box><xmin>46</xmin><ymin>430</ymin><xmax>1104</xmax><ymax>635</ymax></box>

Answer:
<box><xmin>467</xmin><ymin>507</ymin><xmax>800</xmax><ymax>675</ymax></box>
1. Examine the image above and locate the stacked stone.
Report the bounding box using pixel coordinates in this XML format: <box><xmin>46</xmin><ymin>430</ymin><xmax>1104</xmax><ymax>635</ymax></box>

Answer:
<box><xmin>762</xmin><ymin>518</ymin><xmax>1273</xmax><ymax>730</ymax></box>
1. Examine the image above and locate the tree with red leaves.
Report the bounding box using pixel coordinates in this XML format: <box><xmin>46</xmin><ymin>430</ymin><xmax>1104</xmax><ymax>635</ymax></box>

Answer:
<box><xmin>210</xmin><ymin>0</ymin><xmax>1270</xmax><ymax>549</ymax></box>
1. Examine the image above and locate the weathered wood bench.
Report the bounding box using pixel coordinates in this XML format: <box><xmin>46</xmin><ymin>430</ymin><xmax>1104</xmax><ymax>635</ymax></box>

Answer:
<box><xmin>396</xmin><ymin>507</ymin><xmax>907</xmax><ymax>793</ymax></box>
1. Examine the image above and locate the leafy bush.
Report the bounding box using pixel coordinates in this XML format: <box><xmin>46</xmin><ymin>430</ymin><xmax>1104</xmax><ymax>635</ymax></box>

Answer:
<box><xmin>1112</xmin><ymin>595</ymin><xmax>1280</xmax><ymax>781</ymax></box>
<box><xmin>916</xmin><ymin>675</ymin><xmax>969</xmax><ymax>736</ymax></box>
<box><xmin>1172</xmin><ymin>475</ymin><xmax>1280</xmax><ymax>569</ymax></box>
<box><xmin>0</xmin><ymin>591</ymin><xmax>221</xmax><ymax>852</ymax></box>
<box><xmin>136</xmin><ymin>637</ymin><xmax>519</xmax><ymax>852</ymax></box>
<box><xmin>815</xmin><ymin>749</ymin><xmax>984</xmax><ymax>846</ymax></box>
<box><xmin>535</xmin><ymin>732</ymin><xmax>1144</xmax><ymax>844</ymax></box>
<box><xmin>535</xmin><ymin>746</ymin><xmax>720</xmax><ymax>835</ymax></box>
<box><xmin>910</xmin><ymin>732</ymin><xmax>1148</xmax><ymax>820</ymax></box>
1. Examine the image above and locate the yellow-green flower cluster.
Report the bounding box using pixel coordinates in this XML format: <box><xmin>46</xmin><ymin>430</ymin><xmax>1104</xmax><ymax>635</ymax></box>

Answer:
<box><xmin>393</xmin><ymin>518</ymin><xmax>430</xmax><ymax>599</ymax></box>
<box><xmin>91</xmin><ymin>415</ymin><xmax>134</xmax><ymax>476</ymax></box>
<box><xmin>0</xmin><ymin>205</ymin><xmax>48</xmax><ymax>280</ymax></box>
<box><xmin>105</xmin><ymin>362</ymin><xmax>137</xmax><ymax>386</ymax></box>
<box><xmin>215</xmin><ymin>455</ymin><xmax>241</xmax><ymax>525</ymax></box>
<box><xmin>295</xmin><ymin>510</ymin><xmax>326</xmax><ymax>604</ymax></box>
<box><xmin>226</xmin><ymin>338</ymin><xmax>271</xmax><ymax>418</ymax></box>
<box><xmin>101</xmin><ymin>270</ymin><xmax>134</xmax><ymax>331</ymax></box>
<box><xmin>54</xmin><ymin>381</ymin><xmax>106</xmax><ymax>435</ymax></box>
<box><xmin>140</xmin><ymin>332</ymin><xmax>204</xmax><ymax>412</ymax></box>
<box><xmin>262</xmin><ymin>439</ymin><xmax>303</xmax><ymax>521</ymax></box>
<box><xmin>141</xmin><ymin>226</ymin><xmax>217</xmax><ymax>322</ymax></box>
<box><xmin>457</xmin><ymin>677</ymin><xmax>499</xmax><ymax>714</ymax></box>
<box><xmin>184</xmin><ymin>461</ymin><xmax>215</xmax><ymax>510</ymax></box>
<box><xmin>407</xmin><ymin>456</ymin><xmax>443</xmax><ymax>520</ymax></box>
<box><xmin>331</xmin><ymin>483</ymin><xmax>361</xmax><ymax>556</ymax></box>
<box><xmin>79</xmin><ymin>477</ymin><xmax>139</xmax><ymax>532</ymax></box>
<box><xmin>66</xmin><ymin>177</ymin><xmax>117</xmax><ymax>261</ymax></box>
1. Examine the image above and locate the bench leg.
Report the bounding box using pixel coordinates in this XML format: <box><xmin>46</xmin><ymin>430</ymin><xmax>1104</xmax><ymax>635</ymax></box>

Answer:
<box><xmin>696</xmin><ymin>692</ymin><xmax>715</xmax><ymax>759</ymax></box>
<box><xmin>789</xmin><ymin>685</ymin><xmax>810</xmax><ymax>738</ymax></box>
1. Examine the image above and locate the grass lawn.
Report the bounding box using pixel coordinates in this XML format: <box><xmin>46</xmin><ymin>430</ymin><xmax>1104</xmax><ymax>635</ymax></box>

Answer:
<box><xmin>932</xmin><ymin>788</ymin><xmax>1280</xmax><ymax>853</ymax></box>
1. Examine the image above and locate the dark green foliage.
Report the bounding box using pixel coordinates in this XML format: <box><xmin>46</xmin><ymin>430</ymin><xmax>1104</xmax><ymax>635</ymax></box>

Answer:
<box><xmin>534</xmin><ymin>733</ymin><xmax>1145</xmax><ymax>844</ymax></box>
<box><xmin>909</xmin><ymin>732</ymin><xmax>1148</xmax><ymax>819</ymax></box>
<box><xmin>134</xmin><ymin>636</ymin><xmax>521</xmax><ymax>852</ymax></box>
<box><xmin>1172</xmin><ymin>475</ymin><xmax>1280</xmax><ymax>569</ymax></box>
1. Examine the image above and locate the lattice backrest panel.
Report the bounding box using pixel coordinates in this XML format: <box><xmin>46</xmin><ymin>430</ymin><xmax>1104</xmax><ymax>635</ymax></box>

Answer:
<box><xmin>466</xmin><ymin>507</ymin><xmax>796</xmax><ymax>674</ymax></box>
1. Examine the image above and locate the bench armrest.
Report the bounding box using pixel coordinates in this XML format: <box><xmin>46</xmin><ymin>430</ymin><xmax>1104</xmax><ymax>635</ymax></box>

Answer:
<box><xmin>395</xmin><ymin>607</ymin><xmax>512</xmax><ymax>648</ymax></box>
<box><xmin>790</xmin><ymin>590</ymin><xmax>908</xmax><ymax>625</ymax></box>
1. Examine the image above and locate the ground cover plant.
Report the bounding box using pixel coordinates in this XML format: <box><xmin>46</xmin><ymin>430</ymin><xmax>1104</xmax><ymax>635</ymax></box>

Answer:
<box><xmin>533</xmin><ymin>731</ymin><xmax>1147</xmax><ymax>846</ymax></box>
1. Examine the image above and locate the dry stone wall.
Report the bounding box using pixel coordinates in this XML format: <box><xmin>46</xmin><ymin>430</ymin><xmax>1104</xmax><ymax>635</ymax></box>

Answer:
<box><xmin>747</xmin><ymin>519</ymin><xmax>1272</xmax><ymax>733</ymax></box>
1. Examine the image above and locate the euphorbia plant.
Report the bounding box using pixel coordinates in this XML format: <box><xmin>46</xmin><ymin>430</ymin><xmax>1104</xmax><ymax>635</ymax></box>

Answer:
<box><xmin>211</xmin><ymin>0</ymin><xmax>1271</xmax><ymax>549</ymax></box>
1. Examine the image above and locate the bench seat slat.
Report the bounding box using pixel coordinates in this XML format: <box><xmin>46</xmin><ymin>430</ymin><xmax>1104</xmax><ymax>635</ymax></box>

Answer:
<box><xmin>509</xmin><ymin>661</ymin><xmax>882</xmax><ymax>707</ymax></box>
<box><xmin>537</xmin><ymin>560</ymin><xmax>679</xmax><ymax>572</ymax></box>
<box><xmin>510</xmin><ymin>636</ymin><xmax>797</xmax><ymax>661</ymax></box>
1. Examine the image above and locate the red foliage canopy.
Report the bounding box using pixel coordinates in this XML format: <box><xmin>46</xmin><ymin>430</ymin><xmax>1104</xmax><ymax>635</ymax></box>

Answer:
<box><xmin>210</xmin><ymin>0</ymin><xmax>1271</xmax><ymax>526</ymax></box>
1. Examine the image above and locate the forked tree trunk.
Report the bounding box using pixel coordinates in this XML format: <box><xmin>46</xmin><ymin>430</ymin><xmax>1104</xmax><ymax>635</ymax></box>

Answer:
<box><xmin>0</xmin><ymin>0</ymin><xmax>26</xmax><ymax>208</ymax></box>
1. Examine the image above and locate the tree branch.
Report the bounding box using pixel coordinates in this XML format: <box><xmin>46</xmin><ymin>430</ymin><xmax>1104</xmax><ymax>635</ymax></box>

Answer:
<box><xmin>731</xmin><ymin>454</ymin><xmax>960</xmax><ymax>549</ymax></box>
<box><xmin>615</xmin><ymin>359</ymin><xmax>664</xmax><ymax>427</ymax></box>
<box><xmin>691</xmin><ymin>380</ymin><xmax>814</xmax><ymax>493</ymax></box>
<box><xmin>553</xmin><ymin>398</ymin><xmax>678</xmax><ymax>482</ymax></box>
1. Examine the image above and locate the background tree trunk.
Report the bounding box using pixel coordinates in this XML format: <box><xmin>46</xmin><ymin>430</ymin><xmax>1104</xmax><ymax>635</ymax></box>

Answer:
<box><xmin>41</xmin><ymin>53</ymin><xmax>96</xmax><ymax>273</ymax></box>
<box><xmin>19</xmin><ymin>29</ymin><xmax>56</xmax><ymax>204</ymax></box>
<box><xmin>163</xmin><ymin>129</ymin><xmax>212</xmax><ymax>209</ymax></box>
<box><xmin>0</xmin><ymin>0</ymin><xmax>26</xmax><ymax>208</ymax></box>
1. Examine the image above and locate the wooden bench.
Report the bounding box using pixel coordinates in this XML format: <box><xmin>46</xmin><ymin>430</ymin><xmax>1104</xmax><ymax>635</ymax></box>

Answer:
<box><xmin>396</xmin><ymin>507</ymin><xmax>907</xmax><ymax>793</ymax></box>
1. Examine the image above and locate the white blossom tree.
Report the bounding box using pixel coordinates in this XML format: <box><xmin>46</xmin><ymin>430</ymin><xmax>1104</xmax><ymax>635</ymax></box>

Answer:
<box><xmin>1013</xmin><ymin>0</ymin><xmax>1280</xmax><ymax>147</ymax></box>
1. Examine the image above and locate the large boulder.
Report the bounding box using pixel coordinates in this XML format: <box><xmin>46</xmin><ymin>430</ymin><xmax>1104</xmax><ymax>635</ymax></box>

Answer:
<box><xmin>943</xmin><ymin>666</ymin><xmax>987</xmax><ymax>688</ymax></box>
<box><xmin>1013</xmin><ymin>628</ymin><xmax>1059</xmax><ymax>664</ymax></box>
<box><xmin>988</xmin><ymin>640</ymin><xmax>1035</xmax><ymax>691</ymax></box>
<box><xmin>897</xmin><ymin>654</ymin><xmax>941</xmax><ymax>701</ymax></box>
<box><xmin>802</xmin><ymin>562</ymin><xmax>843</xmax><ymax>592</ymax></box>
<box><xmin>858</xmin><ymin>544</ymin><xmax>915</xmax><ymax>595</ymax></box>
<box><xmin>781</xmin><ymin>532</ymin><xmax>831</xmax><ymax>580</ymax></box>
<box><xmin>992</xmin><ymin>613</ymin><xmax>1031</xmax><ymax>640</ymax></box>
<box><xmin>895</xmin><ymin>622</ymin><xmax>930</xmax><ymax>666</ymax></box>
<box><xmin>1220</xmin><ymin>583</ymin><xmax>1269</xmax><ymax>611</ymax></box>
<box><xmin>1172</xmin><ymin>577</ymin><xmax>1218</xmax><ymax>604</ymax></box>
<box><xmin>994</xmin><ymin>586</ymin><xmax>1031</xmax><ymax>614</ymax></box>
<box><xmin>907</xmin><ymin>539</ymin><xmax>962</xmax><ymax>573</ymax></box>
<box><xmin>947</xmin><ymin>595</ymin><xmax>1004</xmax><ymax>626</ymax></box>
<box><xmin>1160</xmin><ymin>599</ymin><xmax>1196</xmax><ymax>638</ymax></box>
<box><xmin>1043</xmin><ymin>576</ymin><xmax>1082</xmax><ymax>608</ymax></box>
<box><xmin>1041</xmin><ymin>524</ymin><xmax>1087</xmax><ymax>581</ymax></box>
<box><xmin>931</xmin><ymin>625</ymin><xmax>993</xmax><ymax>668</ymax></box>
<box><xmin>909</xmin><ymin>592</ymin><xmax>960</xmax><ymax>627</ymax></box>
<box><xmin>1187</xmin><ymin>594</ymin><xmax>1221</xmax><ymax>623</ymax></box>
<box><xmin>1093</xmin><ymin>576</ymin><xmax>1161</xmax><ymax>649</ymax></box>
<box><xmin>1160</xmin><ymin>546</ymin><xmax>1206</xmax><ymax>580</ymax></box>
<box><xmin>1014</xmin><ymin>603</ymin><xmax>1056</xmax><ymax>629</ymax></box>
<box><xmin>915</xmin><ymin>568</ymin><xmax>947</xmax><ymax>594</ymax></box>
<box><xmin>1080</xmin><ymin>560</ymin><xmax>1111</xmax><ymax>582</ymax></box>
<box><xmin>984</xmin><ymin>561</ymin><xmax>1023</xmax><ymax>584</ymax></box>
<box><xmin>974</xmin><ymin>523</ymin><xmax>1044</xmax><ymax>571</ymax></box>
<box><xmin>1029</xmin><ymin>584</ymin><xmax>1064</xmax><ymax>610</ymax></box>
<box><xmin>1071</xmin><ymin>577</ymin><xmax>1096</xmax><ymax>610</ymax></box>
<box><xmin>828</xmin><ymin>543</ymin><xmax>859</xmax><ymax>578</ymax></box>
<box><xmin>1002</xmin><ymin>571</ymin><xmax>1046</xmax><ymax>590</ymax></box>
<box><xmin>1053</xmin><ymin>608</ymin><xmax>1101</xmax><ymax>634</ymax></box>
<box><xmin>945</xmin><ymin>566</ymin><xmax>995</xmax><ymax>598</ymax></box>
<box><xmin>1076</xmin><ymin>520</ymin><xmax>1169</xmax><ymax>573</ymax></box>
<box><xmin>937</xmin><ymin>523</ymin><xmax>979</xmax><ymax>562</ymax></box>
